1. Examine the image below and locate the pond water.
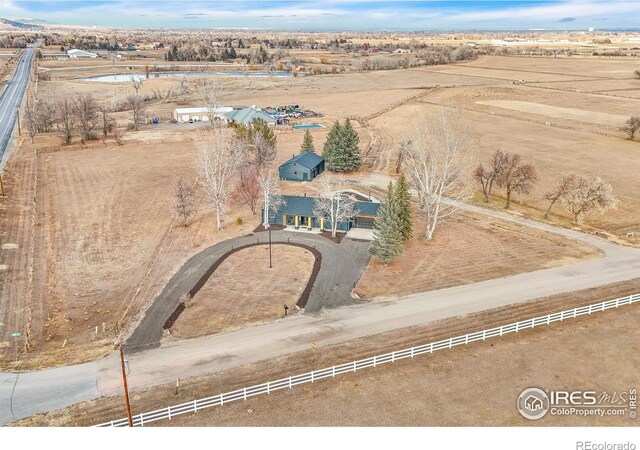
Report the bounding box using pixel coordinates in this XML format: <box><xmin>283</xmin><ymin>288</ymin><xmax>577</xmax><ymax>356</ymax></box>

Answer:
<box><xmin>76</xmin><ymin>71</ymin><xmax>301</xmax><ymax>83</ymax></box>
<box><xmin>292</xmin><ymin>123</ymin><xmax>325</xmax><ymax>130</ymax></box>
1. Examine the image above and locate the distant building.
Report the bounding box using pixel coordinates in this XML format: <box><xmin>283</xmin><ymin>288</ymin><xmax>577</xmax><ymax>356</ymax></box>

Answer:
<box><xmin>279</xmin><ymin>153</ymin><xmax>324</xmax><ymax>182</ymax></box>
<box><xmin>66</xmin><ymin>49</ymin><xmax>98</xmax><ymax>59</ymax></box>
<box><xmin>172</xmin><ymin>106</ymin><xmax>233</xmax><ymax>123</ymax></box>
<box><xmin>224</xmin><ymin>106</ymin><xmax>276</xmax><ymax>126</ymax></box>
<box><xmin>393</xmin><ymin>48</ymin><xmax>411</xmax><ymax>54</ymax></box>
<box><xmin>264</xmin><ymin>194</ymin><xmax>381</xmax><ymax>231</ymax></box>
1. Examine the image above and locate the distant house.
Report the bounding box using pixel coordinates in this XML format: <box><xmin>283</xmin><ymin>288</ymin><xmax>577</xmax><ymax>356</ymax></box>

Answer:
<box><xmin>224</xmin><ymin>106</ymin><xmax>276</xmax><ymax>126</ymax></box>
<box><xmin>264</xmin><ymin>193</ymin><xmax>380</xmax><ymax>232</ymax></box>
<box><xmin>66</xmin><ymin>49</ymin><xmax>98</xmax><ymax>59</ymax></box>
<box><xmin>393</xmin><ymin>48</ymin><xmax>411</xmax><ymax>54</ymax></box>
<box><xmin>172</xmin><ymin>106</ymin><xmax>233</xmax><ymax>123</ymax></box>
<box><xmin>279</xmin><ymin>153</ymin><xmax>324</xmax><ymax>182</ymax></box>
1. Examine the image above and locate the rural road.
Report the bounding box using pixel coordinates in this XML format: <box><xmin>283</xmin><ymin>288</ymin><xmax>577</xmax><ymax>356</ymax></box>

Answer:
<box><xmin>0</xmin><ymin>47</ymin><xmax>36</xmax><ymax>168</ymax></box>
<box><xmin>1</xmin><ymin>200</ymin><xmax>639</xmax><ymax>425</ymax></box>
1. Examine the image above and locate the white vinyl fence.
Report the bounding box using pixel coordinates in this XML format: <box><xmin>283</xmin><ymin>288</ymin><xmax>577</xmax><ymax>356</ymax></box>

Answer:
<box><xmin>96</xmin><ymin>293</ymin><xmax>640</xmax><ymax>427</ymax></box>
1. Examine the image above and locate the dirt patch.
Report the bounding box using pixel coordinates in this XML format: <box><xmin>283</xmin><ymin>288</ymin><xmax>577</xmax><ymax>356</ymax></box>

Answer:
<box><xmin>14</xmin><ymin>278</ymin><xmax>640</xmax><ymax>427</ymax></box>
<box><xmin>320</xmin><ymin>231</ymin><xmax>346</xmax><ymax>243</ymax></box>
<box><xmin>355</xmin><ymin>212</ymin><xmax>597</xmax><ymax>299</ymax></box>
<box><xmin>168</xmin><ymin>245</ymin><xmax>315</xmax><ymax>340</ymax></box>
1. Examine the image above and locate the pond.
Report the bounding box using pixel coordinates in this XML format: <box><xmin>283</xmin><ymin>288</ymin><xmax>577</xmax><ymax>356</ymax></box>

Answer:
<box><xmin>76</xmin><ymin>71</ymin><xmax>302</xmax><ymax>83</ymax></box>
<box><xmin>292</xmin><ymin>123</ymin><xmax>325</xmax><ymax>131</ymax></box>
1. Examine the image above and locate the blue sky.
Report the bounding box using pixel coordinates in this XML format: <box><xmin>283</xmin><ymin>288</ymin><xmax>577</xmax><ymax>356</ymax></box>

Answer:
<box><xmin>2</xmin><ymin>1</ymin><xmax>639</xmax><ymax>30</ymax></box>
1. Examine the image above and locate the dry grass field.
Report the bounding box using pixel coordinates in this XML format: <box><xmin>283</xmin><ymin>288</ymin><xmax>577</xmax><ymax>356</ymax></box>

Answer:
<box><xmin>169</xmin><ymin>245</ymin><xmax>314</xmax><ymax>340</ymax></box>
<box><xmin>14</xmin><ymin>279</ymin><xmax>640</xmax><ymax>427</ymax></box>
<box><xmin>356</xmin><ymin>213</ymin><xmax>598</xmax><ymax>299</ymax></box>
<box><xmin>2</xmin><ymin>51</ymin><xmax>640</xmax><ymax>369</ymax></box>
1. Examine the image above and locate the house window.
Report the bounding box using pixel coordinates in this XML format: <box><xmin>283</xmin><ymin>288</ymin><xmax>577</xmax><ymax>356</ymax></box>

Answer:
<box><xmin>269</xmin><ymin>210</ymin><xmax>275</xmax><ymax>219</ymax></box>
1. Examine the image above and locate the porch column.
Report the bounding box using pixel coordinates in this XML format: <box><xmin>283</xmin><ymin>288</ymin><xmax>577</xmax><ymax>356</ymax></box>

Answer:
<box><xmin>307</xmin><ymin>217</ymin><xmax>312</xmax><ymax>230</ymax></box>
<box><xmin>294</xmin><ymin>215</ymin><xmax>299</xmax><ymax>229</ymax></box>
<box><xmin>320</xmin><ymin>218</ymin><xmax>324</xmax><ymax>231</ymax></box>
<box><xmin>282</xmin><ymin>214</ymin><xmax>287</xmax><ymax>227</ymax></box>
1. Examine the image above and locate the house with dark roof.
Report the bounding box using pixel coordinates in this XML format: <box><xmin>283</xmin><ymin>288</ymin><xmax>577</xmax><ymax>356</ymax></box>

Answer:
<box><xmin>279</xmin><ymin>152</ymin><xmax>325</xmax><ymax>182</ymax></box>
<box><xmin>265</xmin><ymin>193</ymin><xmax>381</xmax><ymax>232</ymax></box>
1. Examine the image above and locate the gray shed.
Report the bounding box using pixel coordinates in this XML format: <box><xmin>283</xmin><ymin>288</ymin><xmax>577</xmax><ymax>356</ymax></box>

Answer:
<box><xmin>279</xmin><ymin>152</ymin><xmax>325</xmax><ymax>182</ymax></box>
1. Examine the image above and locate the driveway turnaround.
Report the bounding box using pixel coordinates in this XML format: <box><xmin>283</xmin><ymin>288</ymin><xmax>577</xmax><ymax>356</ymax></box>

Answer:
<box><xmin>0</xmin><ymin>47</ymin><xmax>36</xmax><ymax>168</ymax></box>
<box><xmin>1</xmin><ymin>208</ymin><xmax>640</xmax><ymax>425</ymax></box>
<box><xmin>126</xmin><ymin>231</ymin><xmax>371</xmax><ymax>351</ymax></box>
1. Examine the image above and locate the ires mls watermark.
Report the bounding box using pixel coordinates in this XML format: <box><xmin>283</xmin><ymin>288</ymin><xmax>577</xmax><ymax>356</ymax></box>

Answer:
<box><xmin>517</xmin><ymin>387</ymin><xmax>637</xmax><ymax>420</ymax></box>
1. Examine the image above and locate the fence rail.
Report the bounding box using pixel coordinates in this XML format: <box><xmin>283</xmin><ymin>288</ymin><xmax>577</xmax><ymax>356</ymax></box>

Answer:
<box><xmin>96</xmin><ymin>293</ymin><xmax>640</xmax><ymax>427</ymax></box>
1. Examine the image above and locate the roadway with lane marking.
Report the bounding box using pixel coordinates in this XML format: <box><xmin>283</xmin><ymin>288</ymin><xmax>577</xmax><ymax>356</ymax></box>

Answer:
<box><xmin>0</xmin><ymin>47</ymin><xmax>36</xmax><ymax>169</ymax></box>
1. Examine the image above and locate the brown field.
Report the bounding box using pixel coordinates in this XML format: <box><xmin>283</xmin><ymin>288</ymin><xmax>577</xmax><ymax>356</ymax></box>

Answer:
<box><xmin>169</xmin><ymin>245</ymin><xmax>314</xmax><ymax>340</ymax></box>
<box><xmin>3</xmin><ymin>52</ymin><xmax>640</xmax><ymax>368</ymax></box>
<box><xmin>14</xmin><ymin>279</ymin><xmax>640</xmax><ymax>427</ymax></box>
<box><xmin>356</xmin><ymin>213</ymin><xmax>598</xmax><ymax>299</ymax></box>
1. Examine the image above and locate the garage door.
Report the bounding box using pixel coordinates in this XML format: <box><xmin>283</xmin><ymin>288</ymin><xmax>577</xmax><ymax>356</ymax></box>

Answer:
<box><xmin>355</xmin><ymin>216</ymin><xmax>375</xmax><ymax>229</ymax></box>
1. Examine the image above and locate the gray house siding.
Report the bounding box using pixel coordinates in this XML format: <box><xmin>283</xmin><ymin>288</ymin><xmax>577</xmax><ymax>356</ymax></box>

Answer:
<box><xmin>279</xmin><ymin>154</ymin><xmax>325</xmax><ymax>182</ymax></box>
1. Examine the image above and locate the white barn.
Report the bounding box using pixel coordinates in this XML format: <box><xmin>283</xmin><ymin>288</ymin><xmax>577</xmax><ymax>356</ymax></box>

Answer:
<box><xmin>172</xmin><ymin>106</ymin><xmax>233</xmax><ymax>123</ymax></box>
<box><xmin>67</xmin><ymin>49</ymin><xmax>98</xmax><ymax>59</ymax></box>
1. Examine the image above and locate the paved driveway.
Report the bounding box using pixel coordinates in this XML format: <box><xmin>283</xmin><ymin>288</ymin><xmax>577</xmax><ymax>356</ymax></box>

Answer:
<box><xmin>125</xmin><ymin>231</ymin><xmax>370</xmax><ymax>351</ymax></box>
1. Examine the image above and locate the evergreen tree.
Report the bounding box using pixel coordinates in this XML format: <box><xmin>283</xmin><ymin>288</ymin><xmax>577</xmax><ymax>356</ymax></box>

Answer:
<box><xmin>300</xmin><ymin>129</ymin><xmax>315</xmax><ymax>153</ymax></box>
<box><xmin>369</xmin><ymin>182</ymin><xmax>404</xmax><ymax>266</ymax></box>
<box><xmin>322</xmin><ymin>121</ymin><xmax>342</xmax><ymax>169</ymax></box>
<box><xmin>394</xmin><ymin>173</ymin><xmax>412</xmax><ymax>241</ymax></box>
<box><xmin>341</xmin><ymin>119</ymin><xmax>361</xmax><ymax>171</ymax></box>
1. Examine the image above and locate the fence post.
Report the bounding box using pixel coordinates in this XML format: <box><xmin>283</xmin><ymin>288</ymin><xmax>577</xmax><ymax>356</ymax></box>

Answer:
<box><xmin>244</xmin><ymin>387</ymin><xmax>247</xmax><ymax>400</ymax></box>
<box><xmin>391</xmin><ymin>352</ymin><xmax>395</xmax><ymax>362</ymax></box>
<box><xmin>289</xmin><ymin>376</ymin><xmax>292</xmax><ymax>389</ymax></box>
<box><xmin>193</xmin><ymin>399</ymin><xmax>198</xmax><ymax>413</ymax></box>
<box><xmin>411</xmin><ymin>347</ymin><xmax>414</xmax><ymax>358</ymax></box>
<box><xmin>515</xmin><ymin>322</ymin><xmax>519</xmax><ymax>333</ymax></box>
<box><xmin>465</xmin><ymin>334</ymin><xmax>468</xmax><ymax>344</ymax></box>
<box><xmin>140</xmin><ymin>414</ymin><xmax>144</xmax><ymax>427</ymax></box>
<box><xmin>332</xmin><ymin>366</ymin><xmax>335</xmax><ymax>377</ymax></box>
<box><xmin>482</xmin><ymin>330</ymin><xmax>486</xmax><ymax>340</ymax></box>
<box><xmin>547</xmin><ymin>314</ymin><xmax>551</xmax><ymax>325</ymax></box>
<box><xmin>373</xmin><ymin>355</ymin><xmax>377</xmax><ymax>367</ymax></box>
<box><xmin>311</xmin><ymin>371</ymin><xmax>314</xmax><ymax>383</ymax></box>
<box><xmin>267</xmin><ymin>381</ymin><xmax>271</xmax><ymax>393</ymax></box>
<box><xmin>168</xmin><ymin>406</ymin><xmax>172</xmax><ymax>420</ymax></box>
<box><xmin>353</xmin><ymin>361</ymin><xmax>356</xmax><ymax>372</ymax></box>
<box><xmin>588</xmin><ymin>304</ymin><xmax>592</xmax><ymax>315</ymax></box>
<box><xmin>429</xmin><ymin>343</ymin><xmax>433</xmax><ymax>353</ymax></box>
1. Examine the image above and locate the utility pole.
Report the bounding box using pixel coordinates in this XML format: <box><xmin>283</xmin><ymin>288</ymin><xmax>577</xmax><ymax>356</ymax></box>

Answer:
<box><xmin>268</xmin><ymin>224</ymin><xmax>272</xmax><ymax>269</ymax></box>
<box><xmin>120</xmin><ymin>347</ymin><xmax>133</xmax><ymax>427</ymax></box>
<box><xmin>0</xmin><ymin>173</ymin><xmax>4</xmax><ymax>197</ymax></box>
<box><xmin>16</xmin><ymin>107</ymin><xmax>21</xmax><ymax>136</ymax></box>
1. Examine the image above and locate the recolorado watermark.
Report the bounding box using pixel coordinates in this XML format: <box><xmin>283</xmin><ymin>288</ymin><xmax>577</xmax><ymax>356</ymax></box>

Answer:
<box><xmin>576</xmin><ymin>442</ymin><xmax>637</xmax><ymax>450</ymax></box>
<box><xmin>517</xmin><ymin>387</ymin><xmax>637</xmax><ymax>421</ymax></box>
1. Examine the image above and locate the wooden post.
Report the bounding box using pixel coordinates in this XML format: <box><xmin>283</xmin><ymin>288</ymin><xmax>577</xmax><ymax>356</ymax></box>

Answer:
<box><xmin>0</xmin><ymin>173</ymin><xmax>4</xmax><ymax>197</ymax></box>
<box><xmin>120</xmin><ymin>347</ymin><xmax>133</xmax><ymax>427</ymax></box>
<box><xmin>16</xmin><ymin>108</ymin><xmax>21</xmax><ymax>136</ymax></box>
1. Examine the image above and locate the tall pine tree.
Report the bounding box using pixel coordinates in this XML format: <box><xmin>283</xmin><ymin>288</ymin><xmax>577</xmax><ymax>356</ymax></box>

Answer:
<box><xmin>322</xmin><ymin>121</ymin><xmax>342</xmax><ymax>169</ymax></box>
<box><xmin>394</xmin><ymin>173</ymin><xmax>412</xmax><ymax>241</ymax></box>
<box><xmin>369</xmin><ymin>182</ymin><xmax>404</xmax><ymax>266</ymax></box>
<box><xmin>340</xmin><ymin>119</ymin><xmax>361</xmax><ymax>172</ymax></box>
<box><xmin>300</xmin><ymin>129</ymin><xmax>315</xmax><ymax>153</ymax></box>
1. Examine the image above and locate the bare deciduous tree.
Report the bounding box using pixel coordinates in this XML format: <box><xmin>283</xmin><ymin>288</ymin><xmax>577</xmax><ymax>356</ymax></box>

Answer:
<box><xmin>474</xmin><ymin>149</ymin><xmax>507</xmax><ymax>202</ymax></box>
<box><xmin>195</xmin><ymin>125</ymin><xmax>244</xmax><ymax>230</ymax></box>
<box><xmin>235</xmin><ymin>165</ymin><xmax>261</xmax><ymax>214</ymax></box>
<box><xmin>544</xmin><ymin>173</ymin><xmax>575</xmax><ymax>219</ymax></box>
<box><xmin>24</xmin><ymin>97</ymin><xmax>38</xmax><ymax>143</ymax></box>
<box><xmin>621</xmin><ymin>116</ymin><xmax>640</xmax><ymax>140</ymax></box>
<box><xmin>402</xmin><ymin>111</ymin><xmax>475</xmax><ymax>240</ymax></box>
<box><xmin>73</xmin><ymin>94</ymin><xmax>99</xmax><ymax>141</ymax></box>
<box><xmin>561</xmin><ymin>175</ymin><xmax>618</xmax><ymax>224</ymax></box>
<box><xmin>172</xmin><ymin>177</ymin><xmax>198</xmax><ymax>227</ymax></box>
<box><xmin>36</xmin><ymin>100</ymin><xmax>56</xmax><ymax>135</ymax></box>
<box><xmin>496</xmin><ymin>152</ymin><xmax>538</xmax><ymax>209</ymax></box>
<box><xmin>126</xmin><ymin>94</ymin><xmax>146</xmax><ymax>130</ymax></box>
<box><xmin>259</xmin><ymin>167</ymin><xmax>284</xmax><ymax>227</ymax></box>
<box><xmin>98</xmin><ymin>107</ymin><xmax>115</xmax><ymax>138</ymax></box>
<box><xmin>313</xmin><ymin>177</ymin><xmax>357</xmax><ymax>238</ymax></box>
<box><xmin>56</xmin><ymin>98</ymin><xmax>76</xmax><ymax>144</ymax></box>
